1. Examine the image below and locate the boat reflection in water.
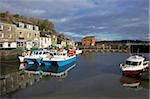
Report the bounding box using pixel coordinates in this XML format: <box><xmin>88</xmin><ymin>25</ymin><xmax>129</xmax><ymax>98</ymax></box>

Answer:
<box><xmin>0</xmin><ymin>62</ymin><xmax>76</xmax><ymax>96</ymax></box>
<box><xmin>21</xmin><ymin>60</ymin><xmax>76</xmax><ymax>76</ymax></box>
<box><xmin>120</xmin><ymin>75</ymin><xmax>149</xmax><ymax>89</ymax></box>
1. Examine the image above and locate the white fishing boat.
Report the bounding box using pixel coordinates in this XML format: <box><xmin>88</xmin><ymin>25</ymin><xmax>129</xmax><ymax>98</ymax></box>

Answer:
<box><xmin>119</xmin><ymin>55</ymin><xmax>149</xmax><ymax>76</ymax></box>
<box><xmin>76</xmin><ymin>49</ymin><xmax>82</xmax><ymax>55</ymax></box>
<box><xmin>18</xmin><ymin>50</ymin><xmax>51</xmax><ymax>64</ymax></box>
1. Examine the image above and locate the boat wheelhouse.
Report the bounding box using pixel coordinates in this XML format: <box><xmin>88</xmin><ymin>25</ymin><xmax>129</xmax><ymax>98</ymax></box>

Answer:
<box><xmin>119</xmin><ymin>55</ymin><xmax>149</xmax><ymax>76</ymax></box>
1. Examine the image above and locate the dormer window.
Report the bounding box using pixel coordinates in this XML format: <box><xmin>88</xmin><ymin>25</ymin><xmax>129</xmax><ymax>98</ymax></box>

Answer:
<box><xmin>24</xmin><ymin>24</ymin><xmax>27</xmax><ymax>28</ymax></box>
<box><xmin>18</xmin><ymin>22</ymin><xmax>24</xmax><ymax>28</ymax></box>
<box><xmin>33</xmin><ymin>26</ymin><xmax>35</xmax><ymax>30</ymax></box>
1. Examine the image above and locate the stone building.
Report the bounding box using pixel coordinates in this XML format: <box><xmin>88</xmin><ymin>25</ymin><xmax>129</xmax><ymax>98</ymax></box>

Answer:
<box><xmin>0</xmin><ymin>22</ymin><xmax>17</xmax><ymax>49</ymax></box>
<box><xmin>82</xmin><ymin>36</ymin><xmax>95</xmax><ymax>46</ymax></box>
<box><xmin>0</xmin><ymin>22</ymin><xmax>40</xmax><ymax>49</ymax></box>
<box><xmin>15</xmin><ymin>22</ymin><xmax>40</xmax><ymax>49</ymax></box>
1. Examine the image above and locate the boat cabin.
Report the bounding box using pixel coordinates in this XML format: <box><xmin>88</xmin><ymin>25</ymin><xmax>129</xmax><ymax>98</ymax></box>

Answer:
<box><xmin>52</xmin><ymin>49</ymin><xmax>75</xmax><ymax>58</ymax></box>
<box><xmin>53</xmin><ymin>50</ymin><xmax>68</xmax><ymax>58</ymax></box>
<box><xmin>125</xmin><ymin>55</ymin><xmax>144</xmax><ymax>66</ymax></box>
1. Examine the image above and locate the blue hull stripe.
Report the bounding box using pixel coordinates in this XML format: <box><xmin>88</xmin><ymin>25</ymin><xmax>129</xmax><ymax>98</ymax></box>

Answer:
<box><xmin>43</xmin><ymin>61</ymin><xmax>76</xmax><ymax>72</ymax></box>
<box><xmin>43</xmin><ymin>57</ymin><xmax>76</xmax><ymax>67</ymax></box>
<box><xmin>57</xmin><ymin>57</ymin><xmax>76</xmax><ymax>67</ymax></box>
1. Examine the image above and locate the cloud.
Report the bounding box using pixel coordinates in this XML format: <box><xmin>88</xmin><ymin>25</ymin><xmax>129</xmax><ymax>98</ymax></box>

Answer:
<box><xmin>0</xmin><ymin>2</ymin><xmax>11</xmax><ymax>9</ymax></box>
<box><xmin>50</xmin><ymin>18</ymin><xmax>68</xmax><ymax>23</ymax></box>
<box><xmin>0</xmin><ymin>0</ymin><xmax>148</xmax><ymax>41</ymax></box>
<box><xmin>24</xmin><ymin>9</ymin><xmax>46</xmax><ymax>15</ymax></box>
<box><xmin>119</xmin><ymin>21</ymin><xmax>147</xmax><ymax>28</ymax></box>
<box><xmin>63</xmin><ymin>32</ymin><xmax>84</xmax><ymax>38</ymax></box>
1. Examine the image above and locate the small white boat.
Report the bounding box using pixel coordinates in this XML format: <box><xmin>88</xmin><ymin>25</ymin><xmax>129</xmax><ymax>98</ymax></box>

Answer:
<box><xmin>119</xmin><ymin>55</ymin><xmax>150</xmax><ymax>76</ymax></box>
<box><xmin>76</xmin><ymin>49</ymin><xmax>82</xmax><ymax>55</ymax></box>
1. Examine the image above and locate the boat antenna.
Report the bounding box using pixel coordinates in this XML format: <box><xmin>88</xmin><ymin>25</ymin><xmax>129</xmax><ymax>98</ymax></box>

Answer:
<box><xmin>137</xmin><ymin>48</ymin><xmax>139</xmax><ymax>55</ymax></box>
<box><xmin>128</xmin><ymin>41</ymin><xmax>132</xmax><ymax>56</ymax></box>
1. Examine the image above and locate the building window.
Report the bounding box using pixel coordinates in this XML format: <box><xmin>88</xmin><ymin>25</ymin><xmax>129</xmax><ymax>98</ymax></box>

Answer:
<box><xmin>27</xmin><ymin>33</ymin><xmax>30</xmax><ymax>38</ymax></box>
<box><xmin>0</xmin><ymin>33</ymin><xmax>4</xmax><ymax>38</ymax></box>
<box><xmin>8</xmin><ymin>43</ymin><xmax>11</xmax><ymax>47</ymax></box>
<box><xmin>28</xmin><ymin>33</ymin><xmax>31</xmax><ymax>38</ymax></box>
<box><xmin>20</xmin><ymin>32</ymin><xmax>22</xmax><ymax>35</ymax></box>
<box><xmin>6</xmin><ymin>26</ymin><xmax>11</xmax><ymax>31</ymax></box>
<box><xmin>0</xmin><ymin>25</ymin><xmax>3</xmax><ymax>31</ymax></box>
<box><xmin>33</xmin><ymin>26</ymin><xmax>35</xmax><ymax>30</ymax></box>
<box><xmin>45</xmin><ymin>38</ymin><xmax>46</xmax><ymax>43</ymax></box>
<box><xmin>0</xmin><ymin>44</ymin><xmax>3</xmax><ymax>47</ymax></box>
<box><xmin>8</xmin><ymin>34</ymin><xmax>12</xmax><ymax>38</ymax></box>
<box><xmin>24</xmin><ymin>24</ymin><xmax>27</xmax><ymax>28</ymax></box>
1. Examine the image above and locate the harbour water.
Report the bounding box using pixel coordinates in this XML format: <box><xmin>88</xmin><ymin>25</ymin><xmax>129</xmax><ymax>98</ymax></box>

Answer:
<box><xmin>1</xmin><ymin>53</ymin><xmax>149</xmax><ymax>99</ymax></box>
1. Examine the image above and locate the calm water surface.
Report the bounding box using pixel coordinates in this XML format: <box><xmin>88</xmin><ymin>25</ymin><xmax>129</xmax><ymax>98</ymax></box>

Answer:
<box><xmin>1</xmin><ymin>53</ymin><xmax>149</xmax><ymax>99</ymax></box>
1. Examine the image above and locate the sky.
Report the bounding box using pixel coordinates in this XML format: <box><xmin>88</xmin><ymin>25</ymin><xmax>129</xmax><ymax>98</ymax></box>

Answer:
<box><xmin>0</xmin><ymin>0</ymin><xmax>149</xmax><ymax>41</ymax></box>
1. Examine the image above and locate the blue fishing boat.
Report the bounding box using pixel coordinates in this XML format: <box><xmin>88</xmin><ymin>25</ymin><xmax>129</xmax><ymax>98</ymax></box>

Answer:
<box><xmin>42</xmin><ymin>49</ymin><xmax>76</xmax><ymax>69</ymax></box>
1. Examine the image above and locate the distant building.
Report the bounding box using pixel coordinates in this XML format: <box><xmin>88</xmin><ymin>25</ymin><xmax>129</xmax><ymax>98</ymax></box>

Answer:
<box><xmin>15</xmin><ymin>22</ymin><xmax>40</xmax><ymax>49</ymax></box>
<box><xmin>0</xmin><ymin>23</ymin><xmax>17</xmax><ymax>49</ymax></box>
<box><xmin>66</xmin><ymin>38</ymin><xmax>75</xmax><ymax>49</ymax></box>
<box><xmin>39</xmin><ymin>32</ymin><xmax>52</xmax><ymax>48</ymax></box>
<box><xmin>0</xmin><ymin>22</ymin><xmax>40</xmax><ymax>49</ymax></box>
<box><xmin>82</xmin><ymin>36</ymin><xmax>95</xmax><ymax>46</ymax></box>
<box><xmin>51</xmin><ymin>34</ymin><xmax>57</xmax><ymax>46</ymax></box>
<box><xmin>60</xmin><ymin>40</ymin><xmax>66</xmax><ymax>48</ymax></box>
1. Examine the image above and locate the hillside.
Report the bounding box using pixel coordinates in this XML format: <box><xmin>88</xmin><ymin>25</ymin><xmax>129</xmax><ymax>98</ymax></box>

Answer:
<box><xmin>0</xmin><ymin>11</ymin><xmax>57</xmax><ymax>34</ymax></box>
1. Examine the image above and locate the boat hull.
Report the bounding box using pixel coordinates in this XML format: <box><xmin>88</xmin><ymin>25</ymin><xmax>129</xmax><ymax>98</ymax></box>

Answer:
<box><xmin>42</xmin><ymin>56</ymin><xmax>76</xmax><ymax>72</ymax></box>
<box><xmin>122</xmin><ymin>66</ymin><xmax>150</xmax><ymax>76</ymax></box>
<box><xmin>43</xmin><ymin>61</ymin><xmax>76</xmax><ymax>72</ymax></box>
<box><xmin>56</xmin><ymin>56</ymin><xmax>76</xmax><ymax>67</ymax></box>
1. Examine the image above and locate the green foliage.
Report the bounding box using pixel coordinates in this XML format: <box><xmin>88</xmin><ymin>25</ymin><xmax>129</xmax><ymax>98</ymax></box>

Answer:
<box><xmin>37</xmin><ymin>19</ymin><xmax>54</xmax><ymax>31</ymax></box>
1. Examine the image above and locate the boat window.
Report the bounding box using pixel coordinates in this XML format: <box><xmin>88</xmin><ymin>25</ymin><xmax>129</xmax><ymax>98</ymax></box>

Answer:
<box><xmin>35</xmin><ymin>52</ymin><xmax>38</xmax><ymax>54</ymax></box>
<box><xmin>126</xmin><ymin>61</ymin><xmax>138</xmax><ymax>66</ymax></box>
<box><xmin>143</xmin><ymin>62</ymin><xmax>148</xmax><ymax>65</ymax></box>
<box><xmin>131</xmin><ymin>62</ymin><xmax>138</xmax><ymax>66</ymax></box>
<box><xmin>138</xmin><ymin>62</ymin><xmax>142</xmax><ymax>65</ymax></box>
<box><xmin>46</xmin><ymin>52</ymin><xmax>49</xmax><ymax>54</ymax></box>
<box><xmin>43</xmin><ymin>52</ymin><xmax>46</xmax><ymax>54</ymax></box>
<box><xmin>39</xmin><ymin>52</ymin><xmax>42</xmax><ymax>55</ymax></box>
<box><xmin>63</xmin><ymin>53</ymin><xmax>66</xmax><ymax>56</ymax></box>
